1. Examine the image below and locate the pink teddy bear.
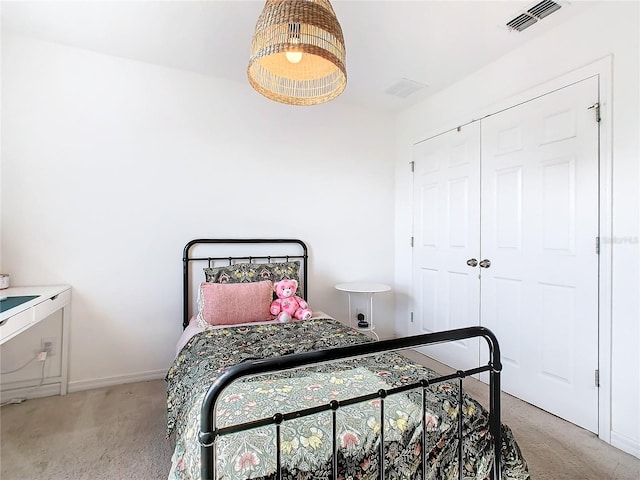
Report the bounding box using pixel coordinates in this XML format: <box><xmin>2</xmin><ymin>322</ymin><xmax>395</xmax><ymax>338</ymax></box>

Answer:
<box><xmin>270</xmin><ymin>279</ymin><xmax>312</xmax><ymax>322</ymax></box>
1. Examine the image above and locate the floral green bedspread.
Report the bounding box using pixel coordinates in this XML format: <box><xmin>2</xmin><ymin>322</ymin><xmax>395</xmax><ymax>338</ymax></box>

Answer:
<box><xmin>166</xmin><ymin>318</ymin><xmax>530</xmax><ymax>480</ymax></box>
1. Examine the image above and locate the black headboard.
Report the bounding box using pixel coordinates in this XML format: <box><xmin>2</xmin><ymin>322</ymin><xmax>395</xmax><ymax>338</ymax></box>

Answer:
<box><xmin>182</xmin><ymin>239</ymin><xmax>309</xmax><ymax>329</ymax></box>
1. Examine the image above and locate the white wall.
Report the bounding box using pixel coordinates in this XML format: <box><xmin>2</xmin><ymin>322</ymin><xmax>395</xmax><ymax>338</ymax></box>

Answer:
<box><xmin>0</xmin><ymin>32</ymin><xmax>396</xmax><ymax>393</ymax></box>
<box><xmin>393</xmin><ymin>2</ymin><xmax>639</xmax><ymax>457</ymax></box>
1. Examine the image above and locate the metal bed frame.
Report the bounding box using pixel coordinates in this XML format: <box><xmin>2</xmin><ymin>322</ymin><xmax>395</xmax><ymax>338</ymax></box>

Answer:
<box><xmin>183</xmin><ymin>238</ymin><xmax>308</xmax><ymax>329</ymax></box>
<box><xmin>182</xmin><ymin>239</ymin><xmax>502</xmax><ymax>480</ymax></box>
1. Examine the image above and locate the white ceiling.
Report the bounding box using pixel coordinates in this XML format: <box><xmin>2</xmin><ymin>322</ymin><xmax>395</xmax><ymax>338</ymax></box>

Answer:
<box><xmin>1</xmin><ymin>0</ymin><xmax>600</xmax><ymax>113</ymax></box>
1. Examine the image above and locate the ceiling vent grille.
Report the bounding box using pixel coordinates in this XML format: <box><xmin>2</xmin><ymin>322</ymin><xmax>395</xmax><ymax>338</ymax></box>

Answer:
<box><xmin>506</xmin><ymin>0</ymin><xmax>562</xmax><ymax>32</ymax></box>
<box><xmin>384</xmin><ymin>78</ymin><xmax>427</xmax><ymax>98</ymax></box>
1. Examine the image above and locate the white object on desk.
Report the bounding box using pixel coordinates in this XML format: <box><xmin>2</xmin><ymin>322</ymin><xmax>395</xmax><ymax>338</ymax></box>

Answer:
<box><xmin>0</xmin><ymin>285</ymin><xmax>71</xmax><ymax>395</ymax></box>
<box><xmin>335</xmin><ymin>282</ymin><xmax>391</xmax><ymax>340</ymax></box>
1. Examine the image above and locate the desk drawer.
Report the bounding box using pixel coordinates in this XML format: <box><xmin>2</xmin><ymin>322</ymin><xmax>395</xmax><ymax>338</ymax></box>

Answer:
<box><xmin>0</xmin><ymin>308</ymin><xmax>34</xmax><ymax>344</ymax></box>
<box><xmin>33</xmin><ymin>289</ymin><xmax>71</xmax><ymax>321</ymax></box>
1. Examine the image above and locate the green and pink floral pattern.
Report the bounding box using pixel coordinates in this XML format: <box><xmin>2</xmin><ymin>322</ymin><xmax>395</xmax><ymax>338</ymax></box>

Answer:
<box><xmin>166</xmin><ymin>318</ymin><xmax>529</xmax><ymax>480</ymax></box>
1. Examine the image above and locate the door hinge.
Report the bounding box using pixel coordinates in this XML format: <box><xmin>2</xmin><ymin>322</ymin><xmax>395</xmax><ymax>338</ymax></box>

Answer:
<box><xmin>595</xmin><ymin>369</ymin><xmax>600</xmax><ymax>387</ymax></box>
<box><xmin>410</xmin><ymin>236</ymin><xmax>414</xmax><ymax>247</ymax></box>
<box><xmin>588</xmin><ymin>102</ymin><xmax>601</xmax><ymax>123</ymax></box>
<box><xmin>410</xmin><ymin>311</ymin><xmax>414</xmax><ymax>323</ymax></box>
<box><xmin>410</xmin><ymin>161</ymin><xmax>415</xmax><ymax>173</ymax></box>
<box><xmin>596</xmin><ymin>236</ymin><xmax>600</xmax><ymax>255</ymax></box>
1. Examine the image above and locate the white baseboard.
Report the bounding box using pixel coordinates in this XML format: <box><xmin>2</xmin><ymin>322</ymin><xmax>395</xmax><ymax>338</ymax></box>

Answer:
<box><xmin>0</xmin><ymin>383</ymin><xmax>62</xmax><ymax>403</ymax></box>
<box><xmin>68</xmin><ymin>369</ymin><xmax>167</xmax><ymax>393</ymax></box>
<box><xmin>1</xmin><ymin>369</ymin><xmax>167</xmax><ymax>403</ymax></box>
<box><xmin>611</xmin><ymin>431</ymin><xmax>640</xmax><ymax>459</ymax></box>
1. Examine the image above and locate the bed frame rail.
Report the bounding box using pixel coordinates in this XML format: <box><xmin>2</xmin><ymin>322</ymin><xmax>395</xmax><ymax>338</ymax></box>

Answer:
<box><xmin>199</xmin><ymin>326</ymin><xmax>503</xmax><ymax>480</ymax></box>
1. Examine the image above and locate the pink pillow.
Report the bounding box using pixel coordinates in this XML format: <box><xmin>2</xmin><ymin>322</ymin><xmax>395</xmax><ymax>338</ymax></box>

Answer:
<box><xmin>197</xmin><ymin>280</ymin><xmax>274</xmax><ymax>326</ymax></box>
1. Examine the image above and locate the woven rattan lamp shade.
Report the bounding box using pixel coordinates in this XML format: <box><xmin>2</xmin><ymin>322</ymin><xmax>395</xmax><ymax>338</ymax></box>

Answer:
<box><xmin>248</xmin><ymin>0</ymin><xmax>347</xmax><ymax>106</ymax></box>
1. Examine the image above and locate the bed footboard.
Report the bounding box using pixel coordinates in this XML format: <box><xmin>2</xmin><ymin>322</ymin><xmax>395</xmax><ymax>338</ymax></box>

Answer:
<box><xmin>199</xmin><ymin>326</ymin><xmax>503</xmax><ymax>480</ymax></box>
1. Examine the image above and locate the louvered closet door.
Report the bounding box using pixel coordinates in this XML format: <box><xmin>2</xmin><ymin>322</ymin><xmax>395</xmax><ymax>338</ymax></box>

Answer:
<box><xmin>411</xmin><ymin>123</ymin><xmax>481</xmax><ymax>371</ymax></box>
<box><xmin>480</xmin><ymin>76</ymin><xmax>599</xmax><ymax>432</ymax></box>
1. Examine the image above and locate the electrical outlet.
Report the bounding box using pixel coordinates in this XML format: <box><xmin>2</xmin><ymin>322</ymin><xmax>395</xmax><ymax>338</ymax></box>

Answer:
<box><xmin>41</xmin><ymin>337</ymin><xmax>55</xmax><ymax>356</ymax></box>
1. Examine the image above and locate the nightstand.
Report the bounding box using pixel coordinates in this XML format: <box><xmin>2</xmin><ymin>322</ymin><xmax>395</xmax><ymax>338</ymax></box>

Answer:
<box><xmin>335</xmin><ymin>282</ymin><xmax>391</xmax><ymax>340</ymax></box>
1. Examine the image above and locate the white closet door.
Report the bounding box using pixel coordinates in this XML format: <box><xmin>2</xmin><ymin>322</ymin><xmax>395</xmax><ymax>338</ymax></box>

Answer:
<box><xmin>412</xmin><ymin>123</ymin><xmax>481</xmax><ymax>371</ymax></box>
<box><xmin>480</xmin><ymin>76</ymin><xmax>599</xmax><ymax>432</ymax></box>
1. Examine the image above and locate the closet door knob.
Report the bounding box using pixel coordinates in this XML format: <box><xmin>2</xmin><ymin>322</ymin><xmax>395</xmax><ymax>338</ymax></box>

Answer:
<box><xmin>479</xmin><ymin>259</ymin><xmax>491</xmax><ymax>268</ymax></box>
<box><xmin>466</xmin><ymin>258</ymin><xmax>478</xmax><ymax>267</ymax></box>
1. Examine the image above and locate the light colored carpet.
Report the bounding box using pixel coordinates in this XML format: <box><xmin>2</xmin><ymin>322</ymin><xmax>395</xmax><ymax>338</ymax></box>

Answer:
<box><xmin>1</xmin><ymin>353</ymin><xmax>639</xmax><ymax>479</ymax></box>
<box><xmin>0</xmin><ymin>380</ymin><xmax>174</xmax><ymax>480</ymax></box>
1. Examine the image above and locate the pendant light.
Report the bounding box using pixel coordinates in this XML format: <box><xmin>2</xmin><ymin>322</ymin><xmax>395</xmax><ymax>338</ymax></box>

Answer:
<box><xmin>247</xmin><ymin>0</ymin><xmax>347</xmax><ymax>106</ymax></box>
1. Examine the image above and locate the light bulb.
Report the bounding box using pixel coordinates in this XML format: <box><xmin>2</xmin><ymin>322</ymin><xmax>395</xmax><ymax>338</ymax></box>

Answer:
<box><xmin>285</xmin><ymin>51</ymin><xmax>303</xmax><ymax>64</ymax></box>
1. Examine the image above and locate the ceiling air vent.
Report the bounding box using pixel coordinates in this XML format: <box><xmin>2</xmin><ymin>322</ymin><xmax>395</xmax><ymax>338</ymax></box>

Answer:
<box><xmin>384</xmin><ymin>78</ymin><xmax>427</xmax><ymax>99</ymax></box>
<box><xmin>506</xmin><ymin>0</ymin><xmax>562</xmax><ymax>32</ymax></box>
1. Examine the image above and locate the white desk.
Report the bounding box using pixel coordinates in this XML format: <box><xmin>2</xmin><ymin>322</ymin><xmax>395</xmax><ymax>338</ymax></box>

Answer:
<box><xmin>335</xmin><ymin>282</ymin><xmax>391</xmax><ymax>340</ymax></box>
<box><xmin>0</xmin><ymin>285</ymin><xmax>71</xmax><ymax>395</ymax></box>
